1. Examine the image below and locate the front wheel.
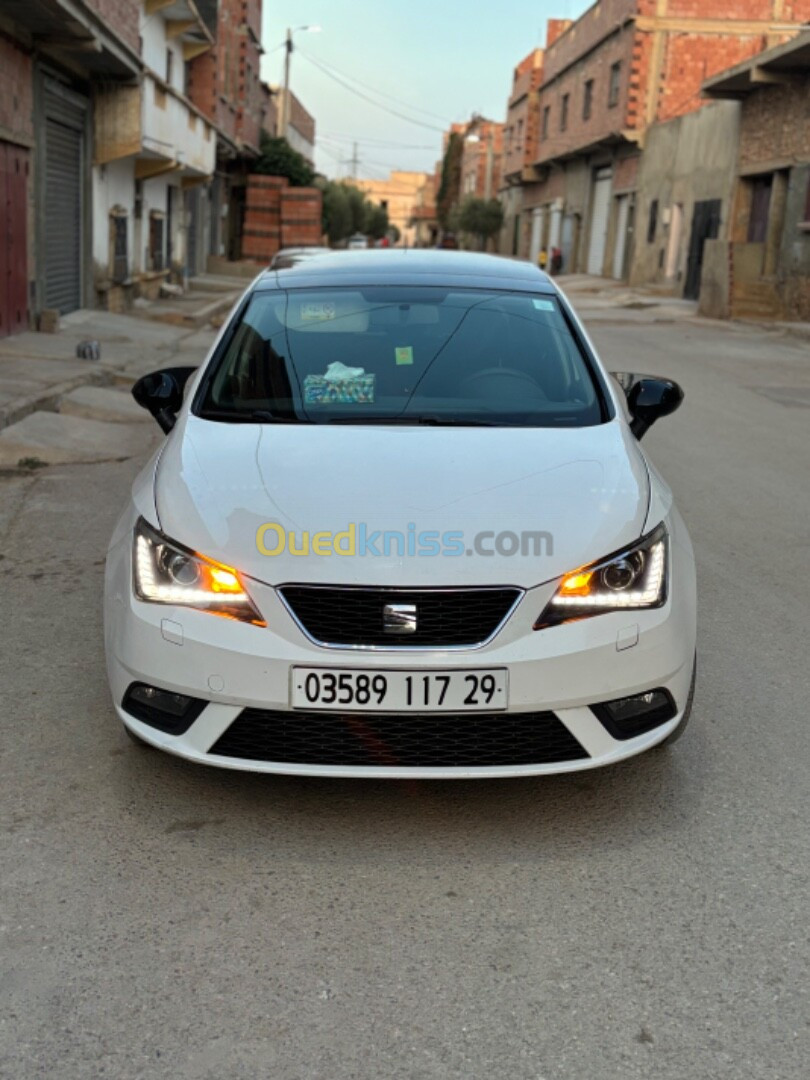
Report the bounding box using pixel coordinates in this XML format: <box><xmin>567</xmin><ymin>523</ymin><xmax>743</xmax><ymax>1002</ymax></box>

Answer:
<box><xmin>659</xmin><ymin>655</ymin><xmax>696</xmax><ymax>747</ymax></box>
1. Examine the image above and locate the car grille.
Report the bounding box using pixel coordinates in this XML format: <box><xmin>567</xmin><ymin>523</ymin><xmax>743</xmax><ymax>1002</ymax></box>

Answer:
<box><xmin>278</xmin><ymin>585</ymin><xmax>522</xmax><ymax>648</ymax></box>
<box><xmin>208</xmin><ymin>709</ymin><xmax>589</xmax><ymax>768</ymax></box>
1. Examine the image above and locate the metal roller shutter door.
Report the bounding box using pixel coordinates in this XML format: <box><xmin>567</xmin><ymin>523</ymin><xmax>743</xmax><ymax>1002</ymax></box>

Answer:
<box><xmin>586</xmin><ymin>168</ymin><xmax>612</xmax><ymax>276</ymax></box>
<box><xmin>44</xmin><ymin>85</ymin><xmax>85</xmax><ymax>314</ymax></box>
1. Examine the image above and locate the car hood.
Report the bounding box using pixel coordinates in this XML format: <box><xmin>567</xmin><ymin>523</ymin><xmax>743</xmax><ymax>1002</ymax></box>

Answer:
<box><xmin>154</xmin><ymin>415</ymin><xmax>650</xmax><ymax>588</ymax></box>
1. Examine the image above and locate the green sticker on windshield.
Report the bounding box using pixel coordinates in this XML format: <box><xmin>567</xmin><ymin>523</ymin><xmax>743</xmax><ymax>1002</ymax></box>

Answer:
<box><xmin>532</xmin><ymin>299</ymin><xmax>555</xmax><ymax>311</ymax></box>
<box><xmin>395</xmin><ymin>345</ymin><xmax>414</xmax><ymax>366</ymax></box>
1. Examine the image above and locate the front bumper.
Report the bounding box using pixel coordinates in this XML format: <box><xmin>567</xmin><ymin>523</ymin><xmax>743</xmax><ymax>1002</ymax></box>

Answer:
<box><xmin>104</xmin><ymin>512</ymin><xmax>697</xmax><ymax>779</ymax></box>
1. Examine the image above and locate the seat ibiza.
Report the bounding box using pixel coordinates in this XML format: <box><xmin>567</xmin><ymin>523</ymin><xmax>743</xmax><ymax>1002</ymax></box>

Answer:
<box><xmin>105</xmin><ymin>251</ymin><xmax>696</xmax><ymax>778</ymax></box>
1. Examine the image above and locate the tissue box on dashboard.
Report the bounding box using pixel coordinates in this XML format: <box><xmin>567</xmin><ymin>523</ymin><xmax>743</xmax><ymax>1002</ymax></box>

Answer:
<box><xmin>303</xmin><ymin>374</ymin><xmax>376</xmax><ymax>405</ymax></box>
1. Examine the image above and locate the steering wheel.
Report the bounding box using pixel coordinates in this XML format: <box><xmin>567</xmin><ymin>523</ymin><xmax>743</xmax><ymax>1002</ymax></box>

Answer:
<box><xmin>459</xmin><ymin>366</ymin><xmax>548</xmax><ymax>399</ymax></box>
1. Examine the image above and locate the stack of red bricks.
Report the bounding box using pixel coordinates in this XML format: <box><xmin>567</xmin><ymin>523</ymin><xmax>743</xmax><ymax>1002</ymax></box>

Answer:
<box><xmin>242</xmin><ymin>176</ymin><xmax>323</xmax><ymax>261</ymax></box>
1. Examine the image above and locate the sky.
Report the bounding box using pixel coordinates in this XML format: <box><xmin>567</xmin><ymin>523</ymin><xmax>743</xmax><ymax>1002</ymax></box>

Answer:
<box><xmin>260</xmin><ymin>0</ymin><xmax>592</xmax><ymax>180</ymax></box>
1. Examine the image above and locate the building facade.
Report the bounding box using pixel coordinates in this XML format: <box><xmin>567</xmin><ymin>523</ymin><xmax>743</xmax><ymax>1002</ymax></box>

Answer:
<box><xmin>701</xmin><ymin>31</ymin><xmax>810</xmax><ymax>320</ymax></box>
<box><xmin>272</xmin><ymin>89</ymin><xmax>316</xmax><ymax>167</ymax></box>
<box><xmin>459</xmin><ymin>117</ymin><xmax>504</xmax><ymax>201</ymax></box>
<box><xmin>351</xmin><ymin>171</ymin><xmax>435</xmax><ymax>248</ymax></box>
<box><xmin>629</xmin><ymin>101</ymin><xmax>740</xmax><ymax>297</ymax></box>
<box><xmin>0</xmin><ymin>0</ymin><xmax>141</xmax><ymax>332</ymax></box>
<box><xmin>519</xmin><ymin>0</ymin><xmax>810</xmax><ymax>280</ymax></box>
<box><xmin>499</xmin><ymin>49</ymin><xmax>544</xmax><ymax>256</ymax></box>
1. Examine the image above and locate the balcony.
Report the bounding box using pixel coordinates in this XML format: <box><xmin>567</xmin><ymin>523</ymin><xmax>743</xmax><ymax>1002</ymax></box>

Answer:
<box><xmin>94</xmin><ymin>74</ymin><xmax>216</xmax><ymax>180</ymax></box>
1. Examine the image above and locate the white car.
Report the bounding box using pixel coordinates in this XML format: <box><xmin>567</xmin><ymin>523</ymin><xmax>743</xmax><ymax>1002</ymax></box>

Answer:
<box><xmin>106</xmin><ymin>251</ymin><xmax>696</xmax><ymax>778</ymax></box>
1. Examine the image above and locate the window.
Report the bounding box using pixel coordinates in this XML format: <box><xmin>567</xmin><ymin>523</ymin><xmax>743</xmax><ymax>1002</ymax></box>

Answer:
<box><xmin>560</xmin><ymin>94</ymin><xmax>569</xmax><ymax>132</ymax></box>
<box><xmin>199</xmin><ymin>287</ymin><xmax>605</xmax><ymax>429</ymax></box>
<box><xmin>608</xmin><ymin>62</ymin><xmax>621</xmax><ymax>108</ymax></box>
<box><xmin>149</xmin><ymin>212</ymin><xmax>165</xmax><ymax>272</ymax></box>
<box><xmin>801</xmin><ymin>173</ymin><xmax>810</xmax><ymax>225</ymax></box>
<box><xmin>542</xmin><ymin>105</ymin><xmax>550</xmax><ymax>139</ymax></box>
<box><xmin>516</xmin><ymin>118</ymin><xmax>524</xmax><ymax>150</ymax></box>
<box><xmin>647</xmin><ymin>199</ymin><xmax>658</xmax><ymax>244</ymax></box>
<box><xmin>110</xmin><ymin>212</ymin><xmax>128</xmax><ymax>284</ymax></box>
<box><xmin>166</xmin><ymin>47</ymin><xmax>173</xmax><ymax>88</ymax></box>
<box><xmin>583</xmin><ymin>79</ymin><xmax>594</xmax><ymax>120</ymax></box>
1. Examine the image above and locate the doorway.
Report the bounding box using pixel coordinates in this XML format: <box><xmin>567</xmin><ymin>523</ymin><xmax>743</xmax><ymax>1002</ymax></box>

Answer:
<box><xmin>683</xmin><ymin>199</ymin><xmax>721</xmax><ymax>300</ymax></box>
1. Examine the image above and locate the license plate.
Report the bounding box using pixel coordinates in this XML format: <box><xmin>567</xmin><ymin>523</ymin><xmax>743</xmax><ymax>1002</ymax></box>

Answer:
<box><xmin>291</xmin><ymin>667</ymin><xmax>508</xmax><ymax>712</ymax></box>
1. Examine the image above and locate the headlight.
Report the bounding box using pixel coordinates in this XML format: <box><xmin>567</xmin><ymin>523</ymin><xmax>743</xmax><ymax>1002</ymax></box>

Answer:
<box><xmin>133</xmin><ymin>518</ymin><xmax>265</xmax><ymax>626</ymax></box>
<box><xmin>534</xmin><ymin>523</ymin><xmax>667</xmax><ymax>629</ymax></box>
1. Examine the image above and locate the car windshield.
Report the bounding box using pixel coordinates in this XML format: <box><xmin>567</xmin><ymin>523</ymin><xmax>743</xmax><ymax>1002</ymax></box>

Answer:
<box><xmin>197</xmin><ymin>286</ymin><xmax>605</xmax><ymax>427</ymax></box>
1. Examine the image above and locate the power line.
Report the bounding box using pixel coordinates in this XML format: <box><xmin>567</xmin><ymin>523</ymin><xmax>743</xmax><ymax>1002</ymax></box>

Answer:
<box><xmin>298</xmin><ymin>50</ymin><xmax>447</xmax><ymax>134</ymax></box>
<box><xmin>298</xmin><ymin>49</ymin><xmax>452</xmax><ymax>125</ymax></box>
<box><xmin>322</xmin><ymin>132</ymin><xmax>437</xmax><ymax>150</ymax></box>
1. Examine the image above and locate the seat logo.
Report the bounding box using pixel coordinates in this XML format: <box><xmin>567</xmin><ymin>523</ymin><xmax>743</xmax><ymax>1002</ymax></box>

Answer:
<box><xmin>383</xmin><ymin>603</ymin><xmax>417</xmax><ymax>635</ymax></box>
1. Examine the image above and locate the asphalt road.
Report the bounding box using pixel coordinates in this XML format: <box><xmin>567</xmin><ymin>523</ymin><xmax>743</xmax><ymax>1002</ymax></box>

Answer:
<box><xmin>1</xmin><ymin>312</ymin><xmax>808</xmax><ymax>1079</ymax></box>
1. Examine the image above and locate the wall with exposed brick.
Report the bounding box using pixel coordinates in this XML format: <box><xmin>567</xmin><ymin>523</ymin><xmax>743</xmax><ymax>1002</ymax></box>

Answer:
<box><xmin>0</xmin><ymin>35</ymin><xmax>34</xmax><ymax>145</ymax></box>
<box><xmin>738</xmin><ymin>77</ymin><xmax>810</xmax><ymax>168</ymax></box>
<box><xmin>241</xmin><ymin>176</ymin><xmax>323</xmax><ymax>261</ymax></box>
<box><xmin>84</xmin><ymin>0</ymin><xmax>140</xmax><ymax>55</ymax></box>
<box><xmin>656</xmin><ymin>33</ymin><xmax>771</xmax><ymax>122</ymax></box>
<box><xmin>536</xmin><ymin>23</ymin><xmax>635</xmax><ymax>165</ymax></box>
<box><xmin>503</xmin><ymin>50</ymin><xmax>543</xmax><ymax>181</ymax></box>
<box><xmin>542</xmin><ymin>0</ymin><xmax>637</xmax><ymax>85</ymax></box>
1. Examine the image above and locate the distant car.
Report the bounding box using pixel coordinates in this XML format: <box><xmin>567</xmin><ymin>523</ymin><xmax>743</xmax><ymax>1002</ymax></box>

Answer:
<box><xmin>437</xmin><ymin>232</ymin><xmax>459</xmax><ymax>250</ymax></box>
<box><xmin>111</xmin><ymin>250</ymin><xmax>696</xmax><ymax>778</ymax></box>
<box><xmin>269</xmin><ymin>246</ymin><xmax>330</xmax><ymax>270</ymax></box>
<box><xmin>347</xmin><ymin>233</ymin><xmax>368</xmax><ymax>250</ymax></box>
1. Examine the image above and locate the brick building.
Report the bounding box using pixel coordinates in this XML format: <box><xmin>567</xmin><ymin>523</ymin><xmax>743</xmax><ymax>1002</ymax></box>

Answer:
<box><xmin>518</xmin><ymin>0</ymin><xmax>810</xmax><ymax>279</ymax></box>
<box><xmin>459</xmin><ymin>117</ymin><xmax>504</xmax><ymax>201</ymax></box>
<box><xmin>0</xmin><ymin>0</ymin><xmax>140</xmax><ymax>333</ymax></box>
<box><xmin>701</xmin><ymin>30</ymin><xmax>810</xmax><ymax>320</ymax></box>
<box><xmin>187</xmin><ymin>0</ymin><xmax>264</xmax><ymax>261</ymax></box>
<box><xmin>499</xmin><ymin>49</ymin><xmax>544</xmax><ymax>255</ymax></box>
<box><xmin>272</xmin><ymin>89</ymin><xmax>317</xmax><ymax>167</ymax></box>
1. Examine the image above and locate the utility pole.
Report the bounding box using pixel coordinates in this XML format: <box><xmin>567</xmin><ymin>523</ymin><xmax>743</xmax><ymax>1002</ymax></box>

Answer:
<box><xmin>281</xmin><ymin>27</ymin><xmax>292</xmax><ymax>138</ymax></box>
<box><xmin>348</xmin><ymin>141</ymin><xmax>360</xmax><ymax>179</ymax></box>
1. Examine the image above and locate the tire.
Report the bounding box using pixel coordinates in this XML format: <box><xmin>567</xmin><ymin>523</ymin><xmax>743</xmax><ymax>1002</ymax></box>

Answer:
<box><xmin>659</xmin><ymin>654</ymin><xmax>696</xmax><ymax>747</ymax></box>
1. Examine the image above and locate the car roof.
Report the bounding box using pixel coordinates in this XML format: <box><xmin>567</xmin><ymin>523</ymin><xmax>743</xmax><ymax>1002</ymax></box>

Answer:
<box><xmin>256</xmin><ymin>249</ymin><xmax>555</xmax><ymax>294</ymax></box>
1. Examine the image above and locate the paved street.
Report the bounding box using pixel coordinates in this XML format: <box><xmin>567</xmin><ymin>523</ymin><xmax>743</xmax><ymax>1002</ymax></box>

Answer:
<box><xmin>1</xmin><ymin>304</ymin><xmax>808</xmax><ymax>1079</ymax></box>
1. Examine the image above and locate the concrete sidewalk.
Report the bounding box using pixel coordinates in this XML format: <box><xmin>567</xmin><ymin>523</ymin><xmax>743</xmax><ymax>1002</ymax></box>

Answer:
<box><xmin>558</xmin><ymin>273</ymin><xmax>810</xmax><ymax>342</ymax></box>
<box><xmin>0</xmin><ymin>307</ymin><xmax>218</xmax><ymax>468</ymax></box>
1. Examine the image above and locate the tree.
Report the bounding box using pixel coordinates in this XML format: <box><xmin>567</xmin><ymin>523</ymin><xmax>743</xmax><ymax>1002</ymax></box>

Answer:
<box><xmin>364</xmin><ymin>203</ymin><xmax>390</xmax><ymax>240</ymax></box>
<box><xmin>436</xmin><ymin>131</ymin><xmax>463</xmax><ymax>229</ymax></box>
<box><xmin>457</xmin><ymin>196</ymin><xmax>505</xmax><ymax>250</ymax></box>
<box><xmin>319</xmin><ymin>181</ymin><xmax>353</xmax><ymax>245</ymax></box>
<box><xmin>254</xmin><ymin>133</ymin><xmax>315</xmax><ymax>187</ymax></box>
<box><xmin>317</xmin><ymin>179</ymin><xmax>389</xmax><ymax>245</ymax></box>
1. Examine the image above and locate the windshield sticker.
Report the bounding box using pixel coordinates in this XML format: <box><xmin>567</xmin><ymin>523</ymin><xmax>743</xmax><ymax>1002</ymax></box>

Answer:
<box><xmin>532</xmin><ymin>299</ymin><xmax>555</xmax><ymax>312</ymax></box>
<box><xmin>304</xmin><ymin>372</ymin><xmax>375</xmax><ymax>405</ymax></box>
<box><xmin>300</xmin><ymin>301</ymin><xmax>336</xmax><ymax>322</ymax></box>
<box><xmin>395</xmin><ymin>346</ymin><xmax>414</xmax><ymax>366</ymax></box>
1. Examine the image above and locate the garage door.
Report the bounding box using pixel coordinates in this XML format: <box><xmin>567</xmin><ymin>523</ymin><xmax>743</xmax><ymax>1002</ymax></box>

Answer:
<box><xmin>44</xmin><ymin>81</ymin><xmax>87</xmax><ymax>314</ymax></box>
<box><xmin>0</xmin><ymin>142</ymin><xmax>29</xmax><ymax>337</ymax></box>
<box><xmin>612</xmin><ymin>194</ymin><xmax>630</xmax><ymax>280</ymax></box>
<box><xmin>586</xmin><ymin>167</ymin><xmax>612</xmax><ymax>276</ymax></box>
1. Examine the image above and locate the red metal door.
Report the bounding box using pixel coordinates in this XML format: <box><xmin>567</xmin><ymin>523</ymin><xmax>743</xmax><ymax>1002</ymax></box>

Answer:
<box><xmin>0</xmin><ymin>142</ymin><xmax>29</xmax><ymax>338</ymax></box>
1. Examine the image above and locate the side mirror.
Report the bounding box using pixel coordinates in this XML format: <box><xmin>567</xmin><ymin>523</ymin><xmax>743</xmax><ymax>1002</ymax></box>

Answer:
<box><xmin>131</xmin><ymin>366</ymin><xmax>197</xmax><ymax>433</ymax></box>
<box><xmin>611</xmin><ymin>372</ymin><xmax>684</xmax><ymax>439</ymax></box>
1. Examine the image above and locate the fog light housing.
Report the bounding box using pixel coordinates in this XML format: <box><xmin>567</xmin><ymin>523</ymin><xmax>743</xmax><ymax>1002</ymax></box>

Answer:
<box><xmin>590</xmin><ymin>688</ymin><xmax>676</xmax><ymax>741</ymax></box>
<box><xmin>122</xmin><ymin>683</ymin><xmax>207</xmax><ymax>736</ymax></box>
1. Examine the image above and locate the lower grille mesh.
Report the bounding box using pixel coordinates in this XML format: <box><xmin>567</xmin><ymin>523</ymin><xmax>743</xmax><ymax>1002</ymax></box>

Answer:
<box><xmin>209</xmin><ymin>709</ymin><xmax>588</xmax><ymax>768</ymax></box>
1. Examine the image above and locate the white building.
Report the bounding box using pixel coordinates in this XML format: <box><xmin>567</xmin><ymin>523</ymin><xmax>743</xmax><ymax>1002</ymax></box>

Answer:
<box><xmin>92</xmin><ymin>0</ymin><xmax>216</xmax><ymax>305</ymax></box>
